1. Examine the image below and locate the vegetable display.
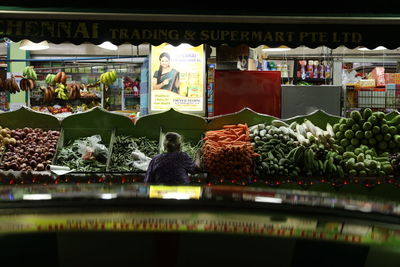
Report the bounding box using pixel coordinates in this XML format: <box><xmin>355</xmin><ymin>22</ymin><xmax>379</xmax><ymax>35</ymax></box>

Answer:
<box><xmin>202</xmin><ymin>124</ymin><xmax>259</xmax><ymax>180</ymax></box>
<box><xmin>1</xmin><ymin>127</ymin><xmax>59</xmax><ymax>171</ymax></box>
<box><xmin>251</xmin><ymin>120</ymin><xmax>300</xmax><ymax>177</ymax></box>
<box><xmin>56</xmin><ymin>135</ymin><xmax>108</xmax><ymax>172</ymax></box>
<box><xmin>332</xmin><ymin>108</ymin><xmax>397</xmax><ymax>176</ymax></box>
<box><xmin>109</xmin><ymin>135</ymin><xmax>159</xmax><ymax>172</ymax></box>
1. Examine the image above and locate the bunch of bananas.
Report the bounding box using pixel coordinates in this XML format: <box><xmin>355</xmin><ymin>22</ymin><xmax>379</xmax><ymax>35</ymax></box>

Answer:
<box><xmin>23</xmin><ymin>66</ymin><xmax>37</xmax><ymax>80</ymax></box>
<box><xmin>2</xmin><ymin>77</ymin><xmax>20</xmax><ymax>93</ymax></box>
<box><xmin>55</xmin><ymin>83</ymin><xmax>68</xmax><ymax>100</ymax></box>
<box><xmin>99</xmin><ymin>70</ymin><xmax>117</xmax><ymax>85</ymax></box>
<box><xmin>45</xmin><ymin>74</ymin><xmax>57</xmax><ymax>85</ymax></box>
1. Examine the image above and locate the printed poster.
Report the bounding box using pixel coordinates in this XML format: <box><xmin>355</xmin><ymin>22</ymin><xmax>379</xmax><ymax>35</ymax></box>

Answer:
<box><xmin>150</xmin><ymin>43</ymin><xmax>205</xmax><ymax>114</ymax></box>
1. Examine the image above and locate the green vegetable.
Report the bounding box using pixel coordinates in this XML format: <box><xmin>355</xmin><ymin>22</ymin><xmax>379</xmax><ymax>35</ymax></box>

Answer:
<box><xmin>364</xmin><ymin>130</ymin><xmax>373</xmax><ymax>139</ymax></box>
<box><xmin>378</xmin><ymin>141</ymin><xmax>388</xmax><ymax>151</ymax></box>
<box><xmin>109</xmin><ymin>135</ymin><xmax>160</xmax><ymax>172</ymax></box>
<box><xmin>389</xmin><ymin>115</ymin><xmax>400</xmax><ymax>126</ymax></box>
<box><xmin>335</xmin><ymin>131</ymin><xmax>344</xmax><ymax>140</ymax></box>
<box><xmin>362</xmin><ymin>121</ymin><xmax>372</xmax><ymax>131</ymax></box>
<box><xmin>357</xmin><ymin>153</ymin><xmax>364</xmax><ymax>162</ymax></box>
<box><xmin>355</xmin><ymin>130</ymin><xmax>364</xmax><ymax>139</ymax></box>
<box><xmin>374</xmin><ymin>111</ymin><xmax>385</xmax><ymax>120</ymax></box>
<box><xmin>368</xmin><ymin>138</ymin><xmax>377</xmax><ymax>146</ymax></box>
<box><xmin>333</xmin><ymin>123</ymin><xmax>341</xmax><ymax>133</ymax></box>
<box><xmin>340</xmin><ymin>138</ymin><xmax>350</xmax><ymax>147</ymax></box>
<box><xmin>389</xmin><ymin>126</ymin><xmax>397</xmax><ymax>135</ymax></box>
<box><xmin>351</xmin><ymin>124</ymin><xmax>360</xmax><ymax>132</ymax></box>
<box><xmin>343</xmin><ymin>151</ymin><xmax>356</xmax><ymax>159</ymax></box>
<box><xmin>384</xmin><ymin>133</ymin><xmax>392</xmax><ymax>142</ymax></box>
<box><xmin>56</xmin><ymin>135</ymin><xmax>108</xmax><ymax>172</ymax></box>
<box><xmin>363</xmin><ymin>108</ymin><xmax>373</xmax><ymax>120</ymax></box>
<box><xmin>376</xmin><ymin>134</ymin><xmax>383</xmax><ymax>142</ymax></box>
<box><xmin>394</xmin><ymin>135</ymin><xmax>400</xmax><ymax>144</ymax></box>
<box><xmin>381</xmin><ymin>124</ymin><xmax>389</xmax><ymax>134</ymax></box>
<box><xmin>344</xmin><ymin>129</ymin><xmax>354</xmax><ymax>139</ymax></box>
<box><xmin>339</xmin><ymin>124</ymin><xmax>348</xmax><ymax>132</ymax></box>
<box><xmin>350</xmin><ymin>138</ymin><xmax>359</xmax><ymax>146</ymax></box>
<box><xmin>372</xmin><ymin>126</ymin><xmax>380</xmax><ymax>134</ymax></box>
<box><xmin>368</xmin><ymin>115</ymin><xmax>377</xmax><ymax>125</ymax></box>
<box><xmin>350</xmin><ymin>110</ymin><xmax>362</xmax><ymax>122</ymax></box>
<box><xmin>346</xmin><ymin>118</ymin><xmax>355</xmax><ymax>127</ymax></box>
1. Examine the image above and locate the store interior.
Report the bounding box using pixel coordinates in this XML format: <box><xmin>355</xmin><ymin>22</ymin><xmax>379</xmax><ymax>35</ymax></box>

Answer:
<box><xmin>1</xmin><ymin>39</ymin><xmax>399</xmax><ymax>119</ymax></box>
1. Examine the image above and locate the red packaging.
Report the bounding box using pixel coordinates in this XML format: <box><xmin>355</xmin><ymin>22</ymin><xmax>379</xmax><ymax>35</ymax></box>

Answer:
<box><xmin>371</xmin><ymin>67</ymin><xmax>386</xmax><ymax>87</ymax></box>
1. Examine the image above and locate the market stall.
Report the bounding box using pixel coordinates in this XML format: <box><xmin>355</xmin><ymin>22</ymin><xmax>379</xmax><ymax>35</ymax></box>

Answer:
<box><xmin>2</xmin><ymin>9</ymin><xmax>400</xmax><ymax>265</ymax></box>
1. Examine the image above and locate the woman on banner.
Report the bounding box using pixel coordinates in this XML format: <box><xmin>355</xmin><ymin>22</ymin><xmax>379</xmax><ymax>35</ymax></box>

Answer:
<box><xmin>152</xmin><ymin>52</ymin><xmax>180</xmax><ymax>93</ymax></box>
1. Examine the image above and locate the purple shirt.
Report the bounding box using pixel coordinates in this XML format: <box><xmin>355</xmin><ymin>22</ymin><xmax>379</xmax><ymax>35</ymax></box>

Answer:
<box><xmin>144</xmin><ymin>151</ymin><xmax>196</xmax><ymax>184</ymax></box>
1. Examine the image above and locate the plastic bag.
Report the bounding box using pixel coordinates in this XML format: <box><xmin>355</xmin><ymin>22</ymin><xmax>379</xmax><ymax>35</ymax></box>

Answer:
<box><xmin>77</xmin><ymin>135</ymin><xmax>109</xmax><ymax>163</ymax></box>
<box><xmin>130</xmin><ymin>149</ymin><xmax>152</xmax><ymax>171</ymax></box>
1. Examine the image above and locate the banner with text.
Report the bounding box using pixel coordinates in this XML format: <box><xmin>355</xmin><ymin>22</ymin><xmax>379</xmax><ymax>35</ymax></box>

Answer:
<box><xmin>150</xmin><ymin>43</ymin><xmax>205</xmax><ymax>113</ymax></box>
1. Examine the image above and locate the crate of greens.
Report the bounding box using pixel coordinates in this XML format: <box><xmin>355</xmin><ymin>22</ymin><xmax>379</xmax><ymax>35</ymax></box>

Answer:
<box><xmin>108</xmin><ymin>135</ymin><xmax>159</xmax><ymax>172</ymax></box>
<box><xmin>56</xmin><ymin>134</ymin><xmax>109</xmax><ymax>172</ymax></box>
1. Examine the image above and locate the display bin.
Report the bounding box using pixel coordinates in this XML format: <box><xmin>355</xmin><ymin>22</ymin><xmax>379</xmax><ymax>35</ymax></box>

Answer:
<box><xmin>54</xmin><ymin>107</ymin><xmax>133</xmax><ymax>174</ymax></box>
<box><xmin>0</xmin><ymin>106</ymin><xmax>61</xmax><ymax>176</ymax></box>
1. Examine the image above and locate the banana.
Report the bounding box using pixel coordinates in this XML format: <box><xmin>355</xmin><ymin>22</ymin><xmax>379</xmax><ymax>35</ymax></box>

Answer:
<box><xmin>110</xmin><ymin>70</ymin><xmax>117</xmax><ymax>82</ymax></box>
<box><xmin>105</xmin><ymin>72</ymin><xmax>111</xmax><ymax>85</ymax></box>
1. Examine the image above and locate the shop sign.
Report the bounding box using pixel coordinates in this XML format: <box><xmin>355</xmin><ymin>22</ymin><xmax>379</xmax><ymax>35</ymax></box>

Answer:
<box><xmin>0</xmin><ymin>18</ymin><xmax>396</xmax><ymax>49</ymax></box>
<box><xmin>149</xmin><ymin>43</ymin><xmax>205</xmax><ymax>114</ymax></box>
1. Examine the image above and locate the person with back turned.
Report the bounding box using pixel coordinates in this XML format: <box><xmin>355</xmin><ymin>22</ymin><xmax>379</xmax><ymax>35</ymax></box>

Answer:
<box><xmin>144</xmin><ymin>132</ymin><xmax>201</xmax><ymax>185</ymax></box>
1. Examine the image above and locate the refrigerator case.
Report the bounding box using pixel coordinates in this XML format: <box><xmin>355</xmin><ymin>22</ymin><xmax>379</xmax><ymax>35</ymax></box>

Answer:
<box><xmin>213</xmin><ymin>70</ymin><xmax>282</xmax><ymax>117</ymax></box>
<box><xmin>281</xmin><ymin>85</ymin><xmax>342</xmax><ymax>119</ymax></box>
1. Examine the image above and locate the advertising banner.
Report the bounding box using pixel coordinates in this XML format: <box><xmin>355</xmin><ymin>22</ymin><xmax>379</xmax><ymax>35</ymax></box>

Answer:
<box><xmin>150</xmin><ymin>43</ymin><xmax>205</xmax><ymax>114</ymax></box>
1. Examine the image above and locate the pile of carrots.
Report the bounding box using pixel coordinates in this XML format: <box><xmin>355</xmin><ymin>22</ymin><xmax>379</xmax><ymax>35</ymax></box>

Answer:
<box><xmin>202</xmin><ymin>123</ymin><xmax>260</xmax><ymax>181</ymax></box>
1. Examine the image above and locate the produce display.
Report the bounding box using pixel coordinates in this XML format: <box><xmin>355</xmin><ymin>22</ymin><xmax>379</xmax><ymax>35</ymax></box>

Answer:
<box><xmin>332</xmin><ymin>108</ymin><xmax>396</xmax><ymax>177</ymax></box>
<box><xmin>251</xmin><ymin>119</ymin><xmax>342</xmax><ymax>178</ymax></box>
<box><xmin>1</xmin><ymin>127</ymin><xmax>60</xmax><ymax>171</ymax></box>
<box><xmin>202</xmin><ymin>124</ymin><xmax>259</xmax><ymax>180</ymax></box>
<box><xmin>182</xmin><ymin>140</ymin><xmax>202</xmax><ymax>159</ymax></box>
<box><xmin>109</xmin><ymin>135</ymin><xmax>159</xmax><ymax>172</ymax></box>
<box><xmin>56</xmin><ymin>135</ymin><xmax>109</xmax><ymax>172</ymax></box>
<box><xmin>100</xmin><ymin>70</ymin><xmax>117</xmax><ymax>86</ymax></box>
<box><xmin>0</xmin><ymin>126</ymin><xmax>12</xmax><ymax>151</ymax></box>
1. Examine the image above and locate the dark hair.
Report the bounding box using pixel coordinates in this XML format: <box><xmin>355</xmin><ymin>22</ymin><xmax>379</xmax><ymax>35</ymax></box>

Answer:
<box><xmin>157</xmin><ymin>52</ymin><xmax>171</xmax><ymax>83</ymax></box>
<box><xmin>164</xmin><ymin>132</ymin><xmax>181</xmax><ymax>152</ymax></box>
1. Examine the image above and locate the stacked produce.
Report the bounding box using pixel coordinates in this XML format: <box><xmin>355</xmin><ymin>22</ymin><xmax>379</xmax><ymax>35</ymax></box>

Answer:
<box><xmin>1</xmin><ymin>127</ymin><xmax>60</xmax><ymax>171</ymax></box>
<box><xmin>332</xmin><ymin>108</ymin><xmax>397</xmax><ymax>176</ymax></box>
<box><xmin>251</xmin><ymin>120</ymin><xmax>300</xmax><ymax>178</ymax></box>
<box><xmin>66</xmin><ymin>83</ymin><xmax>83</xmax><ymax>100</ymax></box>
<box><xmin>56</xmin><ymin>135</ymin><xmax>108</xmax><ymax>172</ymax></box>
<box><xmin>0</xmin><ymin>126</ymin><xmax>12</xmax><ymax>151</ymax></box>
<box><xmin>100</xmin><ymin>70</ymin><xmax>117</xmax><ymax>86</ymax></box>
<box><xmin>23</xmin><ymin>66</ymin><xmax>37</xmax><ymax>80</ymax></box>
<box><xmin>202</xmin><ymin>124</ymin><xmax>259</xmax><ymax>180</ymax></box>
<box><xmin>2</xmin><ymin>77</ymin><xmax>20</xmax><ymax>93</ymax></box>
<box><xmin>109</xmin><ymin>135</ymin><xmax>159</xmax><ymax>172</ymax></box>
<box><xmin>251</xmin><ymin>119</ymin><xmax>343</xmax><ymax>178</ymax></box>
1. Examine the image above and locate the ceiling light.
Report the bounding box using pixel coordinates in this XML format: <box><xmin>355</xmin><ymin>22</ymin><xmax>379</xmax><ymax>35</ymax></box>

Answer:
<box><xmin>19</xmin><ymin>40</ymin><xmax>49</xmax><ymax>51</ymax></box>
<box><xmin>98</xmin><ymin>41</ymin><xmax>118</xmax><ymax>50</ymax></box>
<box><xmin>254</xmin><ymin>196</ymin><xmax>283</xmax><ymax>204</ymax></box>
<box><xmin>262</xmin><ymin>45</ymin><xmax>291</xmax><ymax>52</ymax></box>
<box><xmin>23</xmin><ymin>194</ymin><xmax>52</xmax><ymax>200</ymax></box>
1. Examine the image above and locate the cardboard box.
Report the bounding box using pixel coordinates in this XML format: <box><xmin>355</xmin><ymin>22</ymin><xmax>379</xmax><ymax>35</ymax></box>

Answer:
<box><xmin>357</xmin><ymin>79</ymin><xmax>376</xmax><ymax>88</ymax></box>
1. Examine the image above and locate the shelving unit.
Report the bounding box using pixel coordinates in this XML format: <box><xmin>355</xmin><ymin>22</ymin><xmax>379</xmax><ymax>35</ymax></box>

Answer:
<box><xmin>29</xmin><ymin>59</ymin><xmax>143</xmax><ymax>114</ymax></box>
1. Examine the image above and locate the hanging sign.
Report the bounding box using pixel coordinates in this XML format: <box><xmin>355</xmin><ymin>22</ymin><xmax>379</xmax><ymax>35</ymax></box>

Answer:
<box><xmin>0</xmin><ymin>18</ymin><xmax>397</xmax><ymax>49</ymax></box>
<box><xmin>149</xmin><ymin>43</ymin><xmax>205</xmax><ymax>114</ymax></box>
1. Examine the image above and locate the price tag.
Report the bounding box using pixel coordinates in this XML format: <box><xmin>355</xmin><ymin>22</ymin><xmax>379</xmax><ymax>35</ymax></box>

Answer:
<box><xmin>149</xmin><ymin>185</ymin><xmax>202</xmax><ymax>200</ymax></box>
